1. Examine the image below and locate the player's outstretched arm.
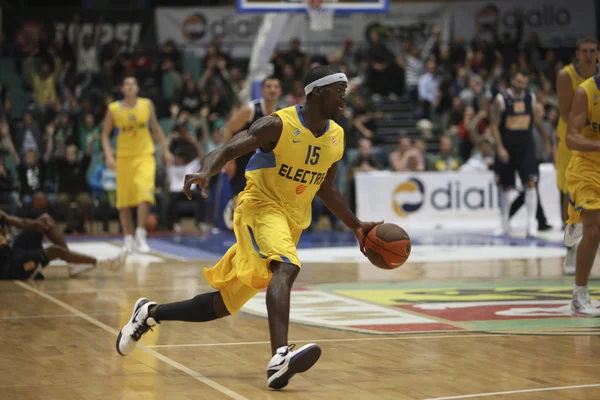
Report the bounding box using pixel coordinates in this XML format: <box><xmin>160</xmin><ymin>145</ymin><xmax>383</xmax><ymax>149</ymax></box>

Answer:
<box><xmin>566</xmin><ymin>88</ymin><xmax>600</xmax><ymax>152</ymax></box>
<box><xmin>183</xmin><ymin>116</ymin><xmax>282</xmax><ymax>199</ymax></box>
<box><xmin>317</xmin><ymin>163</ymin><xmax>382</xmax><ymax>254</ymax></box>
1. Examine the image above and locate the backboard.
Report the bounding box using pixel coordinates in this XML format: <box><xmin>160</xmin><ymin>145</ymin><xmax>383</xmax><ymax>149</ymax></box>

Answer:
<box><xmin>236</xmin><ymin>0</ymin><xmax>389</xmax><ymax>14</ymax></box>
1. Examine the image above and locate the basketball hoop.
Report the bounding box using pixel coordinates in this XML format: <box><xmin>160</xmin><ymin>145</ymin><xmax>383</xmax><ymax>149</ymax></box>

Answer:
<box><xmin>306</xmin><ymin>0</ymin><xmax>334</xmax><ymax>31</ymax></box>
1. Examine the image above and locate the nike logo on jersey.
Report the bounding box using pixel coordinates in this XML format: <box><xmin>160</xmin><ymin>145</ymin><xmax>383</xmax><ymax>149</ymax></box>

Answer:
<box><xmin>292</xmin><ymin>140</ymin><xmax>301</xmax><ymax>143</ymax></box>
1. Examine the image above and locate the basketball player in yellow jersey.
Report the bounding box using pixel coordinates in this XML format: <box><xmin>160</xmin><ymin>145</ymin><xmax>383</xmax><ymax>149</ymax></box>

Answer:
<box><xmin>115</xmin><ymin>66</ymin><xmax>381</xmax><ymax>389</ymax></box>
<box><xmin>556</xmin><ymin>37</ymin><xmax>598</xmax><ymax>274</ymax></box>
<box><xmin>564</xmin><ymin>73</ymin><xmax>600</xmax><ymax>316</ymax></box>
<box><xmin>101</xmin><ymin>76</ymin><xmax>173</xmax><ymax>253</ymax></box>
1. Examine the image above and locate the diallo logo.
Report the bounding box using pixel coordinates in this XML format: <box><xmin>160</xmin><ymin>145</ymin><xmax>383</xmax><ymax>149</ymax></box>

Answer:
<box><xmin>392</xmin><ymin>178</ymin><xmax>425</xmax><ymax>218</ymax></box>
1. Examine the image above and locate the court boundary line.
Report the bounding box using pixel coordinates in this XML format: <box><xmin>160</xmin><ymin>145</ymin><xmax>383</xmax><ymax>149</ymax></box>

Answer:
<box><xmin>13</xmin><ymin>280</ymin><xmax>249</xmax><ymax>400</ymax></box>
<box><xmin>423</xmin><ymin>383</ymin><xmax>600</xmax><ymax>399</ymax></box>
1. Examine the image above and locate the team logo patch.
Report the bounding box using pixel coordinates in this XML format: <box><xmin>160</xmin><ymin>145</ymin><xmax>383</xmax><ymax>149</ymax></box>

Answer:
<box><xmin>23</xmin><ymin>261</ymin><xmax>37</xmax><ymax>271</ymax></box>
<box><xmin>293</xmin><ymin>128</ymin><xmax>301</xmax><ymax>137</ymax></box>
<box><xmin>332</xmin><ymin>137</ymin><xmax>338</xmax><ymax>146</ymax></box>
<box><xmin>296</xmin><ymin>184</ymin><xmax>306</xmax><ymax>195</ymax></box>
<box><xmin>129</xmin><ymin>114</ymin><xmax>136</xmax><ymax>122</ymax></box>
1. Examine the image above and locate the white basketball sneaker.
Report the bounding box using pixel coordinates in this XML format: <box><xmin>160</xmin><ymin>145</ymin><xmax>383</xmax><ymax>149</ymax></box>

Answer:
<box><xmin>135</xmin><ymin>228</ymin><xmax>150</xmax><ymax>253</ymax></box>
<box><xmin>116</xmin><ymin>298</ymin><xmax>158</xmax><ymax>355</ymax></box>
<box><xmin>267</xmin><ymin>344</ymin><xmax>321</xmax><ymax>390</ymax></box>
<box><xmin>571</xmin><ymin>288</ymin><xmax>600</xmax><ymax>317</ymax></box>
<box><xmin>564</xmin><ymin>223</ymin><xmax>583</xmax><ymax>247</ymax></box>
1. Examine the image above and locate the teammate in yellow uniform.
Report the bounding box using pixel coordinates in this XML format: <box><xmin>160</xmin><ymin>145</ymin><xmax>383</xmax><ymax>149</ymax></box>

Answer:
<box><xmin>564</xmin><ymin>72</ymin><xmax>600</xmax><ymax>316</ymax></box>
<box><xmin>114</xmin><ymin>67</ymin><xmax>380</xmax><ymax>389</ymax></box>
<box><xmin>101</xmin><ymin>76</ymin><xmax>173</xmax><ymax>253</ymax></box>
<box><xmin>556</xmin><ymin>38</ymin><xmax>598</xmax><ymax>274</ymax></box>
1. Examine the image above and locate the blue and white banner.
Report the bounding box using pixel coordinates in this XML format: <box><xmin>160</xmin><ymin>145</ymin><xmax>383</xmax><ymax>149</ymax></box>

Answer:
<box><xmin>155</xmin><ymin>3</ymin><xmax>450</xmax><ymax>56</ymax></box>
<box><xmin>356</xmin><ymin>164</ymin><xmax>561</xmax><ymax>231</ymax></box>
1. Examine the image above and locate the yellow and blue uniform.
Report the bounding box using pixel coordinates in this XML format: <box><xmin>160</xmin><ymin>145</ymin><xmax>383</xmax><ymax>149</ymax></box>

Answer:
<box><xmin>556</xmin><ymin>63</ymin><xmax>594</xmax><ymax>193</ymax></box>
<box><xmin>204</xmin><ymin>105</ymin><xmax>345</xmax><ymax>313</ymax></box>
<box><xmin>566</xmin><ymin>75</ymin><xmax>600</xmax><ymax>224</ymax></box>
<box><xmin>109</xmin><ymin>98</ymin><xmax>156</xmax><ymax>209</ymax></box>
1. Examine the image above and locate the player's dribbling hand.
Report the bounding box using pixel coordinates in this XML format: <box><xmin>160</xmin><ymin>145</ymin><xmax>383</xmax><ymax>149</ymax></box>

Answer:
<box><xmin>354</xmin><ymin>220</ymin><xmax>383</xmax><ymax>256</ymax></box>
<box><xmin>184</xmin><ymin>172</ymin><xmax>210</xmax><ymax>200</ymax></box>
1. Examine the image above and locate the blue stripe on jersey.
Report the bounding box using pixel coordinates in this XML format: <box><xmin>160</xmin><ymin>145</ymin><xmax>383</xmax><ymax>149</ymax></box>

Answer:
<box><xmin>595</xmin><ymin>75</ymin><xmax>600</xmax><ymax>90</ymax></box>
<box><xmin>246</xmin><ymin>149</ymin><xmax>276</xmax><ymax>171</ymax></box>
<box><xmin>280</xmin><ymin>255</ymin><xmax>292</xmax><ymax>264</ymax></box>
<box><xmin>295</xmin><ymin>105</ymin><xmax>331</xmax><ymax>132</ymax></box>
<box><xmin>295</xmin><ymin>105</ymin><xmax>308</xmax><ymax>128</ymax></box>
<box><xmin>248</xmin><ymin>227</ymin><xmax>268</xmax><ymax>259</ymax></box>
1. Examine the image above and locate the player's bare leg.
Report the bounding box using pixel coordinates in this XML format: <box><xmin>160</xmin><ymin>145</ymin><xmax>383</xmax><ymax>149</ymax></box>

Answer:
<box><xmin>115</xmin><ymin>291</ymin><xmax>229</xmax><ymax>356</ymax></box>
<box><xmin>500</xmin><ymin>188</ymin><xmax>512</xmax><ymax>235</ymax></box>
<box><xmin>564</xmin><ymin>193</ymin><xmax>583</xmax><ymax>276</ymax></box>
<box><xmin>524</xmin><ymin>181</ymin><xmax>538</xmax><ymax>238</ymax></box>
<box><xmin>571</xmin><ymin>209</ymin><xmax>600</xmax><ymax>316</ymax></box>
<box><xmin>266</xmin><ymin>262</ymin><xmax>321</xmax><ymax>390</ymax></box>
<box><xmin>135</xmin><ymin>201</ymin><xmax>151</xmax><ymax>253</ymax></box>
<box><xmin>45</xmin><ymin>245</ymin><xmax>127</xmax><ymax>277</ymax></box>
<box><xmin>119</xmin><ymin>207</ymin><xmax>135</xmax><ymax>252</ymax></box>
<box><xmin>37</xmin><ymin>214</ymin><xmax>68</xmax><ymax>248</ymax></box>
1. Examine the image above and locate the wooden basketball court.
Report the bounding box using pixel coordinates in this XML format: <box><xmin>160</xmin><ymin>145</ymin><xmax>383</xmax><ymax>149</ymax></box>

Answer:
<box><xmin>2</xmin><ymin>235</ymin><xmax>600</xmax><ymax>400</ymax></box>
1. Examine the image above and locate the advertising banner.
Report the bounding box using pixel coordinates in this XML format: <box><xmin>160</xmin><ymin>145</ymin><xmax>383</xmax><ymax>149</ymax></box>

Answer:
<box><xmin>155</xmin><ymin>3</ymin><xmax>450</xmax><ymax>54</ymax></box>
<box><xmin>356</xmin><ymin>164</ymin><xmax>561</xmax><ymax>231</ymax></box>
<box><xmin>2</xmin><ymin>9</ymin><xmax>155</xmax><ymax>54</ymax></box>
<box><xmin>451</xmin><ymin>0</ymin><xmax>596</xmax><ymax>48</ymax></box>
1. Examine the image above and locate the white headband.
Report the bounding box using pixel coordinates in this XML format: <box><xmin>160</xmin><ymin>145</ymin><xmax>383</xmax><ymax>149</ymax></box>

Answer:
<box><xmin>304</xmin><ymin>73</ymin><xmax>348</xmax><ymax>95</ymax></box>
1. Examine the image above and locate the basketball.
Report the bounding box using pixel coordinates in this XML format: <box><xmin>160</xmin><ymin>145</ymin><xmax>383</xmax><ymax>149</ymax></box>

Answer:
<box><xmin>31</xmin><ymin>193</ymin><xmax>48</xmax><ymax>210</ymax></box>
<box><xmin>145</xmin><ymin>213</ymin><xmax>158</xmax><ymax>232</ymax></box>
<box><xmin>364</xmin><ymin>223</ymin><xmax>411</xmax><ymax>270</ymax></box>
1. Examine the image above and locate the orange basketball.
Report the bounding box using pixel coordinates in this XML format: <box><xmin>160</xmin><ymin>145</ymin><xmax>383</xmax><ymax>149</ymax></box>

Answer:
<box><xmin>145</xmin><ymin>214</ymin><xmax>158</xmax><ymax>232</ymax></box>
<box><xmin>364</xmin><ymin>223</ymin><xmax>411</xmax><ymax>270</ymax></box>
<box><xmin>31</xmin><ymin>193</ymin><xmax>48</xmax><ymax>210</ymax></box>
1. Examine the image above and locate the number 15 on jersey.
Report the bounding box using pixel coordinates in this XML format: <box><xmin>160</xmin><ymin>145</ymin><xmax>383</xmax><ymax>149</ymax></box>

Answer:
<box><xmin>305</xmin><ymin>145</ymin><xmax>321</xmax><ymax>165</ymax></box>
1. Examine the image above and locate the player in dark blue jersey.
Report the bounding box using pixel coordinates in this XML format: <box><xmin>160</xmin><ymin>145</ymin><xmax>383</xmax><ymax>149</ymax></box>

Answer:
<box><xmin>0</xmin><ymin>211</ymin><xmax>126</xmax><ymax>279</ymax></box>
<box><xmin>490</xmin><ymin>71</ymin><xmax>551</xmax><ymax>238</ymax></box>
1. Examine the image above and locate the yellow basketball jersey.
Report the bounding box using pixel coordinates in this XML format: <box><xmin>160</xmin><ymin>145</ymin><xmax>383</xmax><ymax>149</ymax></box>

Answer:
<box><xmin>572</xmin><ymin>75</ymin><xmax>600</xmax><ymax>163</ymax></box>
<box><xmin>557</xmin><ymin>63</ymin><xmax>593</xmax><ymax>140</ymax></box>
<box><xmin>109</xmin><ymin>97</ymin><xmax>154</xmax><ymax>159</ymax></box>
<box><xmin>241</xmin><ymin>105</ymin><xmax>345</xmax><ymax>230</ymax></box>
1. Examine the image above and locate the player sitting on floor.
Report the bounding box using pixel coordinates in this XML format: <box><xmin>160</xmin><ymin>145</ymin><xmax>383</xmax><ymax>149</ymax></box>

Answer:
<box><xmin>0</xmin><ymin>211</ymin><xmax>127</xmax><ymax>280</ymax></box>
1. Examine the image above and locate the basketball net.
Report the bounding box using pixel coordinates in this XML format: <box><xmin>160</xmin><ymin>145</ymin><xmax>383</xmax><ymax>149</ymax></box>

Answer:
<box><xmin>306</xmin><ymin>0</ymin><xmax>334</xmax><ymax>31</ymax></box>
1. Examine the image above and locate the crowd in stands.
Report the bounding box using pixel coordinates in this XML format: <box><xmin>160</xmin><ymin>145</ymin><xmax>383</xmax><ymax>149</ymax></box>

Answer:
<box><xmin>0</xmin><ymin>13</ymin><xmax>571</xmax><ymax>233</ymax></box>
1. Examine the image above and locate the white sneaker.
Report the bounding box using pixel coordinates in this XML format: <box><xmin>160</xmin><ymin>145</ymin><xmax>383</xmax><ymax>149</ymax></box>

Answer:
<box><xmin>97</xmin><ymin>250</ymin><xmax>128</xmax><ymax>272</ymax></box>
<box><xmin>116</xmin><ymin>298</ymin><xmax>158</xmax><ymax>356</ymax></box>
<box><xmin>267</xmin><ymin>344</ymin><xmax>321</xmax><ymax>390</ymax></box>
<box><xmin>68</xmin><ymin>264</ymin><xmax>96</xmax><ymax>277</ymax></box>
<box><xmin>571</xmin><ymin>288</ymin><xmax>600</xmax><ymax>317</ymax></box>
<box><xmin>563</xmin><ymin>245</ymin><xmax>577</xmax><ymax>276</ymax></box>
<box><xmin>135</xmin><ymin>229</ymin><xmax>150</xmax><ymax>253</ymax></box>
<box><xmin>501</xmin><ymin>218</ymin><xmax>511</xmax><ymax>236</ymax></box>
<box><xmin>564</xmin><ymin>223</ymin><xmax>583</xmax><ymax>247</ymax></box>
<box><xmin>124</xmin><ymin>235</ymin><xmax>135</xmax><ymax>253</ymax></box>
<box><xmin>526</xmin><ymin>220</ymin><xmax>538</xmax><ymax>238</ymax></box>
